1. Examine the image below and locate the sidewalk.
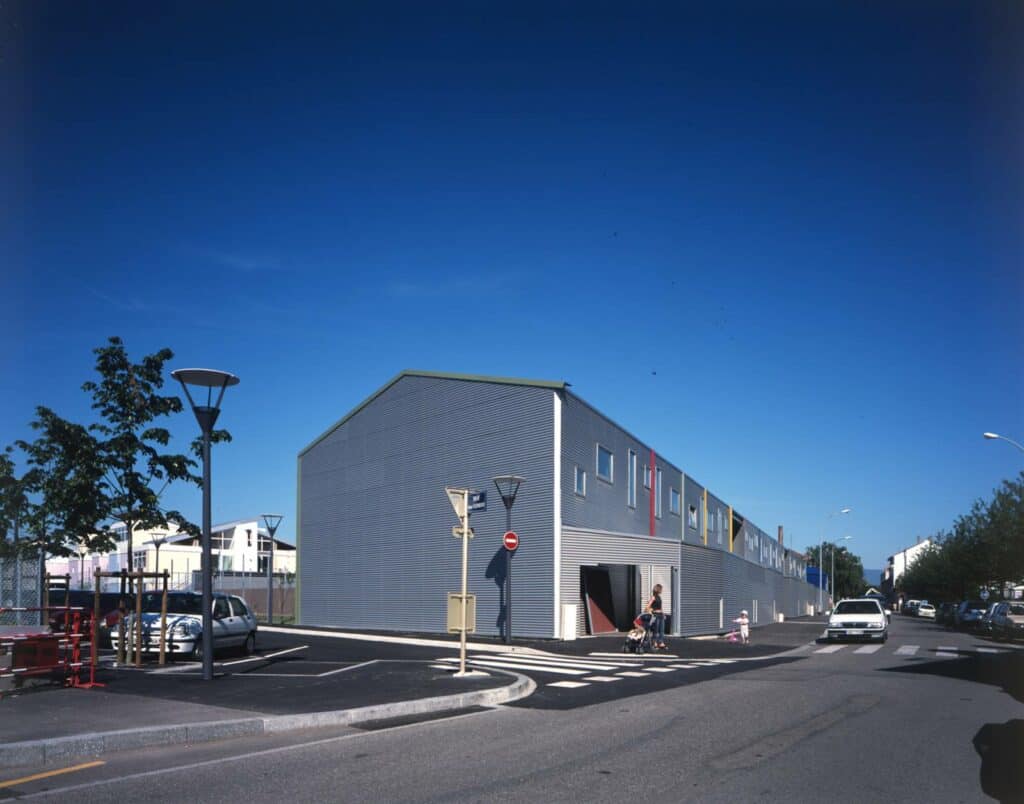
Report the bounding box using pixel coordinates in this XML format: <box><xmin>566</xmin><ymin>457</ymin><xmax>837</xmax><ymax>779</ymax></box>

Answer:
<box><xmin>0</xmin><ymin>617</ymin><xmax>823</xmax><ymax>770</ymax></box>
<box><xmin>0</xmin><ymin>660</ymin><xmax>532</xmax><ymax>770</ymax></box>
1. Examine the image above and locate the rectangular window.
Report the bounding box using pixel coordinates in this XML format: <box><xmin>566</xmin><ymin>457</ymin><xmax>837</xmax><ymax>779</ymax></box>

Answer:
<box><xmin>597</xmin><ymin>445</ymin><xmax>613</xmax><ymax>482</ymax></box>
<box><xmin>627</xmin><ymin>450</ymin><xmax>637</xmax><ymax>508</ymax></box>
<box><xmin>574</xmin><ymin>465</ymin><xmax>586</xmax><ymax>496</ymax></box>
<box><xmin>717</xmin><ymin>510</ymin><xmax>723</xmax><ymax>544</ymax></box>
<box><xmin>670</xmin><ymin>487</ymin><xmax>680</xmax><ymax>515</ymax></box>
<box><xmin>643</xmin><ymin>465</ymin><xmax>651</xmax><ymax>489</ymax></box>
<box><xmin>655</xmin><ymin>468</ymin><xmax>663</xmax><ymax>518</ymax></box>
<box><xmin>688</xmin><ymin>504</ymin><xmax>698</xmax><ymax>529</ymax></box>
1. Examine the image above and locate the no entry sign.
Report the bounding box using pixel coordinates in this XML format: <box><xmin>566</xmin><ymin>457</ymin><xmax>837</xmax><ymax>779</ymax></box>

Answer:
<box><xmin>503</xmin><ymin>531</ymin><xmax>519</xmax><ymax>551</ymax></box>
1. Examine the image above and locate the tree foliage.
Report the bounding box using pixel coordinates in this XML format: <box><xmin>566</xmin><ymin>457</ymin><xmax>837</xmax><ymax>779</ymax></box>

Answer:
<box><xmin>805</xmin><ymin>542</ymin><xmax>867</xmax><ymax>600</ymax></box>
<box><xmin>900</xmin><ymin>473</ymin><xmax>1024</xmax><ymax>601</ymax></box>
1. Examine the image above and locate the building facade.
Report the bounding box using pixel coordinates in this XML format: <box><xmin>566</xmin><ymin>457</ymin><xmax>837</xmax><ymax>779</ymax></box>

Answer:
<box><xmin>297</xmin><ymin>371</ymin><xmax>817</xmax><ymax>639</ymax></box>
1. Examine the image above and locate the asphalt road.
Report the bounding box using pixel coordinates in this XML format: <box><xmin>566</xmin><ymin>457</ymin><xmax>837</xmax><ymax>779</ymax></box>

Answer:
<box><xmin>4</xmin><ymin>617</ymin><xmax>1023</xmax><ymax>803</ymax></box>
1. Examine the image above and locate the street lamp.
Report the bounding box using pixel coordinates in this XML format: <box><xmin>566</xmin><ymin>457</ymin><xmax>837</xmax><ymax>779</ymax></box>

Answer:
<box><xmin>171</xmin><ymin>367</ymin><xmax>239</xmax><ymax>681</ymax></box>
<box><xmin>493</xmin><ymin>475</ymin><xmax>524</xmax><ymax>645</ymax></box>
<box><xmin>77</xmin><ymin>542</ymin><xmax>90</xmax><ymax>589</ymax></box>
<box><xmin>819</xmin><ymin>507</ymin><xmax>851</xmax><ymax>614</ymax></box>
<box><xmin>152</xmin><ymin>533</ymin><xmax>167</xmax><ymax>590</ymax></box>
<box><xmin>983</xmin><ymin>432</ymin><xmax>1024</xmax><ymax>454</ymax></box>
<box><xmin>831</xmin><ymin>535</ymin><xmax>854</xmax><ymax>602</ymax></box>
<box><xmin>261</xmin><ymin>514</ymin><xmax>283</xmax><ymax>625</ymax></box>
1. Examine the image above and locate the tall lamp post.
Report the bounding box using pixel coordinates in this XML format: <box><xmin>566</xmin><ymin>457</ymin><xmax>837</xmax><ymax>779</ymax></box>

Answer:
<box><xmin>172</xmin><ymin>368</ymin><xmax>239</xmax><ymax>681</ymax></box>
<box><xmin>261</xmin><ymin>514</ymin><xmax>283</xmax><ymax>625</ymax></box>
<box><xmin>819</xmin><ymin>507</ymin><xmax>851</xmax><ymax>613</ymax></box>
<box><xmin>77</xmin><ymin>542</ymin><xmax>89</xmax><ymax>589</ymax></box>
<box><xmin>983</xmin><ymin>432</ymin><xmax>1024</xmax><ymax>454</ymax></box>
<box><xmin>831</xmin><ymin>534</ymin><xmax>854</xmax><ymax>602</ymax></box>
<box><xmin>152</xmin><ymin>533</ymin><xmax>167</xmax><ymax>591</ymax></box>
<box><xmin>493</xmin><ymin>475</ymin><xmax>524</xmax><ymax>645</ymax></box>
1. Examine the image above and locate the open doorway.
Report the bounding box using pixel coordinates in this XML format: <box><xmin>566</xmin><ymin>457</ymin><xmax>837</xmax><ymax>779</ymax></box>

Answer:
<box><xmin>580</xmin><ymin>565</ymin><xmax>641</xmax><ymax>634</ymax></box>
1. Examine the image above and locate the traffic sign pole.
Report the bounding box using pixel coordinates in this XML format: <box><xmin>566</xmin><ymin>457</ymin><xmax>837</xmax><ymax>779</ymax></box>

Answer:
<box><xmin>460</xmin><ymin>489</ymin><xmax>469</xmax><ymax>674</ymax></box>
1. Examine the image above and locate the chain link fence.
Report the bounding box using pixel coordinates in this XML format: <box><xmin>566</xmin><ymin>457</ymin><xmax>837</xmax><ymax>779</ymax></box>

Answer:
<box><xmin>1</xmin><ymin>555</ymin><xmax>43</xmax><ymax>627</ymax></box>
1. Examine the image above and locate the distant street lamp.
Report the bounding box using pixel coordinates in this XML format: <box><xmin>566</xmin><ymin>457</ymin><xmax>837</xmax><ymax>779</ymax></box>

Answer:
<box><xmin>152</xmin><ymin>533</ymin><xmax>167</xmax><ymax>590</ymax></box>
<box><xmin>172</xmin><ymin>367</ymin><xmax>239</xmax><ymax>682</ymax></box>
<box><xmin>983</xmin><ymin>432</ymin><xmax>1024</xmax><ymax>454</ymax></box>
<box><xmin>77</xmin><ymin>542</ymin><xmax>90</xmax><ymax>589</ymax></box>
<box><xmin>493</xmin><ymin>475</ymin><xmax>524</xmax><ymax>645</ymax></box>
<box><xmin>831</xmin><ymin>535</ymin><xmax>854</xmax><ymax>601</ymax></box>
<box><xmin>819</xmin><ymin>507</ymin><xmax>851</xmax><ymax>613</ymax></box>
<box><xmin>261</xmin><ymin>514</ymin><xmax>283</xmax><ymax>625</ymax></box>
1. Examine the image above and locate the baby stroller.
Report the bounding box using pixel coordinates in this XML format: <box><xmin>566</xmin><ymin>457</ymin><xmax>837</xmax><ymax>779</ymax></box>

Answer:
<box><xmin>622</xmin><ymin>612</ymin><xmax>655</xmax><ymax>654</ymax></box>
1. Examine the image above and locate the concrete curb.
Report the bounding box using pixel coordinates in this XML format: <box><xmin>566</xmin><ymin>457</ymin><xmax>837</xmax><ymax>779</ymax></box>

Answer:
<box><xmin>0</xmin><ymin>670</ymin><xmax>535</xmax><ymax>770</ymax></box>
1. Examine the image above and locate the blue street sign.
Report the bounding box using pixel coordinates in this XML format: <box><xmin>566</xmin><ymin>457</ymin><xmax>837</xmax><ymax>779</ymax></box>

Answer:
<box><xmin>468</xmin><ymin>491</ymin><xmax>487</xmax><ymax>512</ymax></box>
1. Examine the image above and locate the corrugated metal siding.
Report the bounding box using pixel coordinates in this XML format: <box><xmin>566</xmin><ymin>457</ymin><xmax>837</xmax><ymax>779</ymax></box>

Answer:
<box><xmin>299</xmin><ymin>376</ymin><xmax>555</xmax><ymax>637</ymax></box>
<box><xmin>560</xmin><ymin>393</ymin><xmax>683</xmax><ymax>540</ymax></box>
<box><xmin>561</xmin><ymin>527</ymin><xmax>678</xmax><ymax>638</ymax></box>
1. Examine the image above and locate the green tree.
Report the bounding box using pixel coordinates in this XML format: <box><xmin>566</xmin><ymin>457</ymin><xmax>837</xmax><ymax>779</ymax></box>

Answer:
<box><xmin>82</xmin><ymin>337</ymin><xmax>229</xmax><ymax>582</ymax></box>
<box><xmin>0</xmin><ymin>446</ymin><xmax>31</xmax><ymax>558</ymax></box>
<box><xmin>15</xmin><ymin>407</ymin><xmax>110</xmax><ymax>558</ymax></box>
<box><xmin>805</xmin><ymin>542</ymin><xmax>868</xmax><ymax>600</ymax></box>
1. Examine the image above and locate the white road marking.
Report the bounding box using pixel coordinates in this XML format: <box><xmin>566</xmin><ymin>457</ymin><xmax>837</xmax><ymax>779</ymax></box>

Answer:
<box><xmin>643</xmin><ymin>667</ymin><xmax>676</xmax><ymax>673</ymax></box>
<box><xmin>221</xmin><ymin>645</ymin><xmax>308</xmax><ymax>666</ymax></box>
<box><xmin>316</xmin><ymin>660</ymin><xmax>378</xmax><ymax>677</ymax></box>
<box><xmin>547</xmin><ymin>680</ymin><xmax>589</xmax><ymax>688</ymax></box>
<box><xmin>975</xmin><ymin>647</ymin><xmax>1000</xmax><ymax>654</ymax></box>
<box><xmin>436</xmin><ymin>657</ymin><xmax>587</xmax><ymax>676</ymax></box>
<box><xmin>702</xmin><ymin>659</ymin><xmax>737</xmax><ymax>664</ymax></box>
<box><xmin>853</xmin><ymin>645</ymin><xmax>882</xmax><ymax>654</ymax></box>
<box><xmin>475</xmin><ymin>654</ymin><xmax>619</xmax><ymax>671</ymax></box>
<box><xmin>616</xmin><ymin>671</ymin><xmax>650</xmax><ymax>677</ymax></box>
<box><xmin>583</xmin><ymin>675</ymin><xmax>623</xmax><ymax>682</ymax></box>
<box><xmin>895</xmin><ymin>645</ymin><xmax>919</xmax><ymax>656</ymax></box>
<box><xmin>668</xmin><ymin>664</ymin><xmax>700</xmax><ymax>669</ymax></box>
<box><xmin>938</xmin><ymin>646</ymin><xmax>959</xmax><ymax>653</ymax></box>
<box><xmin>814</xmin><ymin>645</ymin><xmax>845</xmax><ymax>653</ymax></box>
<box><xmin>936</xmin><ymin>652</ymin><xmax>958</xmax><ymax>658</ymax></box>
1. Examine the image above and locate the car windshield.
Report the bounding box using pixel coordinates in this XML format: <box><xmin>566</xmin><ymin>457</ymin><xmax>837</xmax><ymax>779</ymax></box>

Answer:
<box><xmin>140</xmin><ymin>593</ymin><xmax>204</xmax><ymax>615</ymax></box>
<box><xmin>835</xmin><ymin>601</ymin><xmax>880</xmax><ymax>614</ymax></box>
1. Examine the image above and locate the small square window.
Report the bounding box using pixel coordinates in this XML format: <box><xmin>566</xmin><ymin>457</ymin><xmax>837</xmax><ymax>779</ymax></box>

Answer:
<box><xmin>574</xmin><ymin>465</ymin><xmax>586</xmax><ymax>496</ymax></box>
<box><xmin>688</xmin><ymin>504</ymin><xmax>698</xmax><ymax>530</ymax></box>
<box><xmin>597</xmin><ymin>444</ymin><xmax>614</xmax><ymax>482</ymax></box>
<box><xmin>670</xmin><ymin>488</ymin><xmax>680</xmax><ymax>516</ymax></box>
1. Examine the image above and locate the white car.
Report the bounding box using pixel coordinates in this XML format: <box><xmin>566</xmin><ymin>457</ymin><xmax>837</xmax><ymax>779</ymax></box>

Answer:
<box><xmin>917</xmin><ymin>603</ymin><xmax>936</xmax><ymax>619</ymax></box>
<box><xmin>827</xmin><ymin>598</ymin><xmax>889</xmax><ymax>642</ymax></box>
<box><xmin>112</xmin><ymin>591</ymin><xmax>257</xmax><ymax>658</ymax></box>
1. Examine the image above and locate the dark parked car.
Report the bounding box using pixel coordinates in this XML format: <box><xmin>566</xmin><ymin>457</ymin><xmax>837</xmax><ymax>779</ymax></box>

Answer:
<box><xmin>954</xmin><ymin>600</ymin><xmax>987</xmax><ymax>630</ymax></box>
<box><xmin>936</xmin><ymin>602</ymin><xmax>957</xmax><ymax>626</ymax></box>
<box><xmin>976</xmin><ymin>602</ymin><xmax>1001</xmax><ymax>636</ymax></box>
<box><xmin>47</xmin><ymin>590</ymin><xmax>134</xmax><ymax>648</ymax></box>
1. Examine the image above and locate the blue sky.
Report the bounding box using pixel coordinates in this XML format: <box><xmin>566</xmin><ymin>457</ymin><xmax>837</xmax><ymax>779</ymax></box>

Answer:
<box><xmin>2</xmin><ymin>2</ymin><xmax>1022</xmax><ymax>571</ymax></box>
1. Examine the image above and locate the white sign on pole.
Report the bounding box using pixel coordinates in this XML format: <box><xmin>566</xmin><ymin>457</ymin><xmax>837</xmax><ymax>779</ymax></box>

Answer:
<box><xmin>446</xmin><ymin>487</ymin><xmax>468</xmax><ymax>519</ymax></box>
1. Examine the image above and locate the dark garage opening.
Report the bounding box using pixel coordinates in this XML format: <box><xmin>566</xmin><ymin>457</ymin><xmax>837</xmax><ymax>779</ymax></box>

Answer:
<box><xmin>581</xmin><ymin>564</ymin><xmax>640</xmax><ymax>634</ymax></box>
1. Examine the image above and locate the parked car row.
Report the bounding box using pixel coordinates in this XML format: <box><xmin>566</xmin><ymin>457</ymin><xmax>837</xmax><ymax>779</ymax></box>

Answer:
<box><xmin>909</xmin><ymin>597</ymin><xmax>1024</xmax><ymax>642</ymax></box>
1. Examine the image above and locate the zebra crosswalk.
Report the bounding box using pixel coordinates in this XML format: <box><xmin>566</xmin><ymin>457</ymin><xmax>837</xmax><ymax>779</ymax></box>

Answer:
<box><xmin>812</xmin><ymin>643</ymin><xmax>1011</xmax><ymax>659</ymax></box>
<box><xmin>433</xmin><ymin>652</ymin><xmax>748</xmax><ymax>689</ymax></box>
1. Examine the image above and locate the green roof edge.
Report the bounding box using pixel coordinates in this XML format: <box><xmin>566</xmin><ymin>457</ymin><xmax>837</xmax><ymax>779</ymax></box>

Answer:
<box><xmin>297</xmin><ymin>369</ymin><xmax>568</xmax><ymax>458</ymax></box>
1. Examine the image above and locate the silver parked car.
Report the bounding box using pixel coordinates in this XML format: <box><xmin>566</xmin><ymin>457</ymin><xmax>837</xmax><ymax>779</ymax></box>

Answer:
<box><xmin>112</xmin><ymin>591</ymin><xmax>257</xmax><ymax>658</ymax></box>
<box><xmin>990</xmin><ymin>601</ymin><xmax>1024</xmax><ymax>642</ymax></box>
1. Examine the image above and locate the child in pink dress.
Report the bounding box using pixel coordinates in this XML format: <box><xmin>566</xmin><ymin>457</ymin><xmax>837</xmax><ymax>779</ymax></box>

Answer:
<box><xmin>733</xmin><ymin>610</ymin><xmax>750</xmax><ymax>644</ymax></box>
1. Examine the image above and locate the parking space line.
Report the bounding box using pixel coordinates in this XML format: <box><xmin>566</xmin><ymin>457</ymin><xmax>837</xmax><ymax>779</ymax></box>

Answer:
<box><xmin>317</xmin><ymin>660</ymin><xmax>378</xmax><ymax>677</ymax></box>
<box><xmin>221</xmin><ymin>645</ymin><xmax>308</xmax><ymax>667</ymax></box>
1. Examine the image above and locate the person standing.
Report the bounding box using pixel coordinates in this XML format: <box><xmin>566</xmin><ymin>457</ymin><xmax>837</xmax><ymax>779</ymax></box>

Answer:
<box><xmin>733</xmin><ymin>609</ymin><xmax>750</xmax><ymax>644</ymax></box>
<box><xmin>648</xmin><ymin>583</ymin><xmax>666</xmax><ymax>650</ymax></box>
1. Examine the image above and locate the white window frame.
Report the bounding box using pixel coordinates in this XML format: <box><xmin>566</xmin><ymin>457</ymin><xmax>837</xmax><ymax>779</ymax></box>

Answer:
<box><xmin>688</xmin><ymin>504</ymin><xmax>698</xmax><ymax>530</ymax></box>
<box><xmin>643</xmin><ymin>464</ymin><xmax>651</xmax><ymax>489</ymax></box>
<box><xmin>627</xmin><ymin>450</ymin><xmax>637</xmax><ymax>508</ymax></box>
<box><xmin>596</xmin><ymin>444</ymin><xmax>614</xmax><ymax>483</ymax></box>
<box><xmin>655</xmin><ymin>468</ymin><xmax>663</xmax><ymax>518</ymax></box>
<box><xmin>574</xmin><ymin>465</ymin><xmax>587</xmax><ymax>497</ymax></box>
<box><xmin>669</xmin><ymin>487</ymin><xmax>680</xmax><ymax>516</ymax></box>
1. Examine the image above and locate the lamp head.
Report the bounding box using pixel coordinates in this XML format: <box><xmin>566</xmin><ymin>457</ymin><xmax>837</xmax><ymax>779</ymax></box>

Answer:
<box><xmin>261</xmin><ymin>513</ymin><xmax>284</xmax><ymax>535</ymax></box>
<box><xmin>983</xmin><ymin>432</ymin><xmax>1000</xmax><ymax>440</ymax></box>
<box><xmin>493</xmin><ymin>475</ymin><xmax>525</xmax><ymax>508</ymax></box>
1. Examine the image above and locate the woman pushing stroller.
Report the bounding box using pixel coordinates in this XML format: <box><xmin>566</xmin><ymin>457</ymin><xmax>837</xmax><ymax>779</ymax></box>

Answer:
<box><xmin>647</xmin><ymin>583</ymin><xmax>667</xmax><ymax>650</ymax></box>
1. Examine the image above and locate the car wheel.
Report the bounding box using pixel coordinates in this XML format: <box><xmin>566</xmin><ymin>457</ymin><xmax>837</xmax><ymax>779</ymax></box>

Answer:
<box><xmin>242</xmin><ymin>633</ymin><xmax>256</xmax><ymax>656</ymax></box>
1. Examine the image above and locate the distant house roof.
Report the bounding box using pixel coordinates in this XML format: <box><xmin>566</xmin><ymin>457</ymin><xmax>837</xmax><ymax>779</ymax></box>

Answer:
<box><xmin>298</xmin><ymin>369</ymin><xmax>569</xmax><ymax>458</ymax></box>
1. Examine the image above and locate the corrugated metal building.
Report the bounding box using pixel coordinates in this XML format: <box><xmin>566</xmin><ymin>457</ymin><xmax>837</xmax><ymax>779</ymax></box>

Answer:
<box><xmin>297</xmin><ymin>370</ymin><xmax>817</xmax><ymax>639</ymax></box>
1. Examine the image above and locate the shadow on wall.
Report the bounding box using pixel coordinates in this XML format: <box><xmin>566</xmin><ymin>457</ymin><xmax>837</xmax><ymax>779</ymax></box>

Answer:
<box><xmin>881</xmin><ymin>649</ymin><xmax>1024</xmax><ymax>803</ymax></box>
<box><xmin>484</xmin><ymin>547</ymin><xmax>508</xmax><ymax>634</ymax></box>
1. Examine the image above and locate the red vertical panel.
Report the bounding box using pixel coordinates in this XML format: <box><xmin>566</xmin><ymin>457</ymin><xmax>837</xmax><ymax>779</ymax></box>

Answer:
<box><xmin>649</xmin><ymin>449</ymin><xmax>657</xmax><ymax>536</ymax></box>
